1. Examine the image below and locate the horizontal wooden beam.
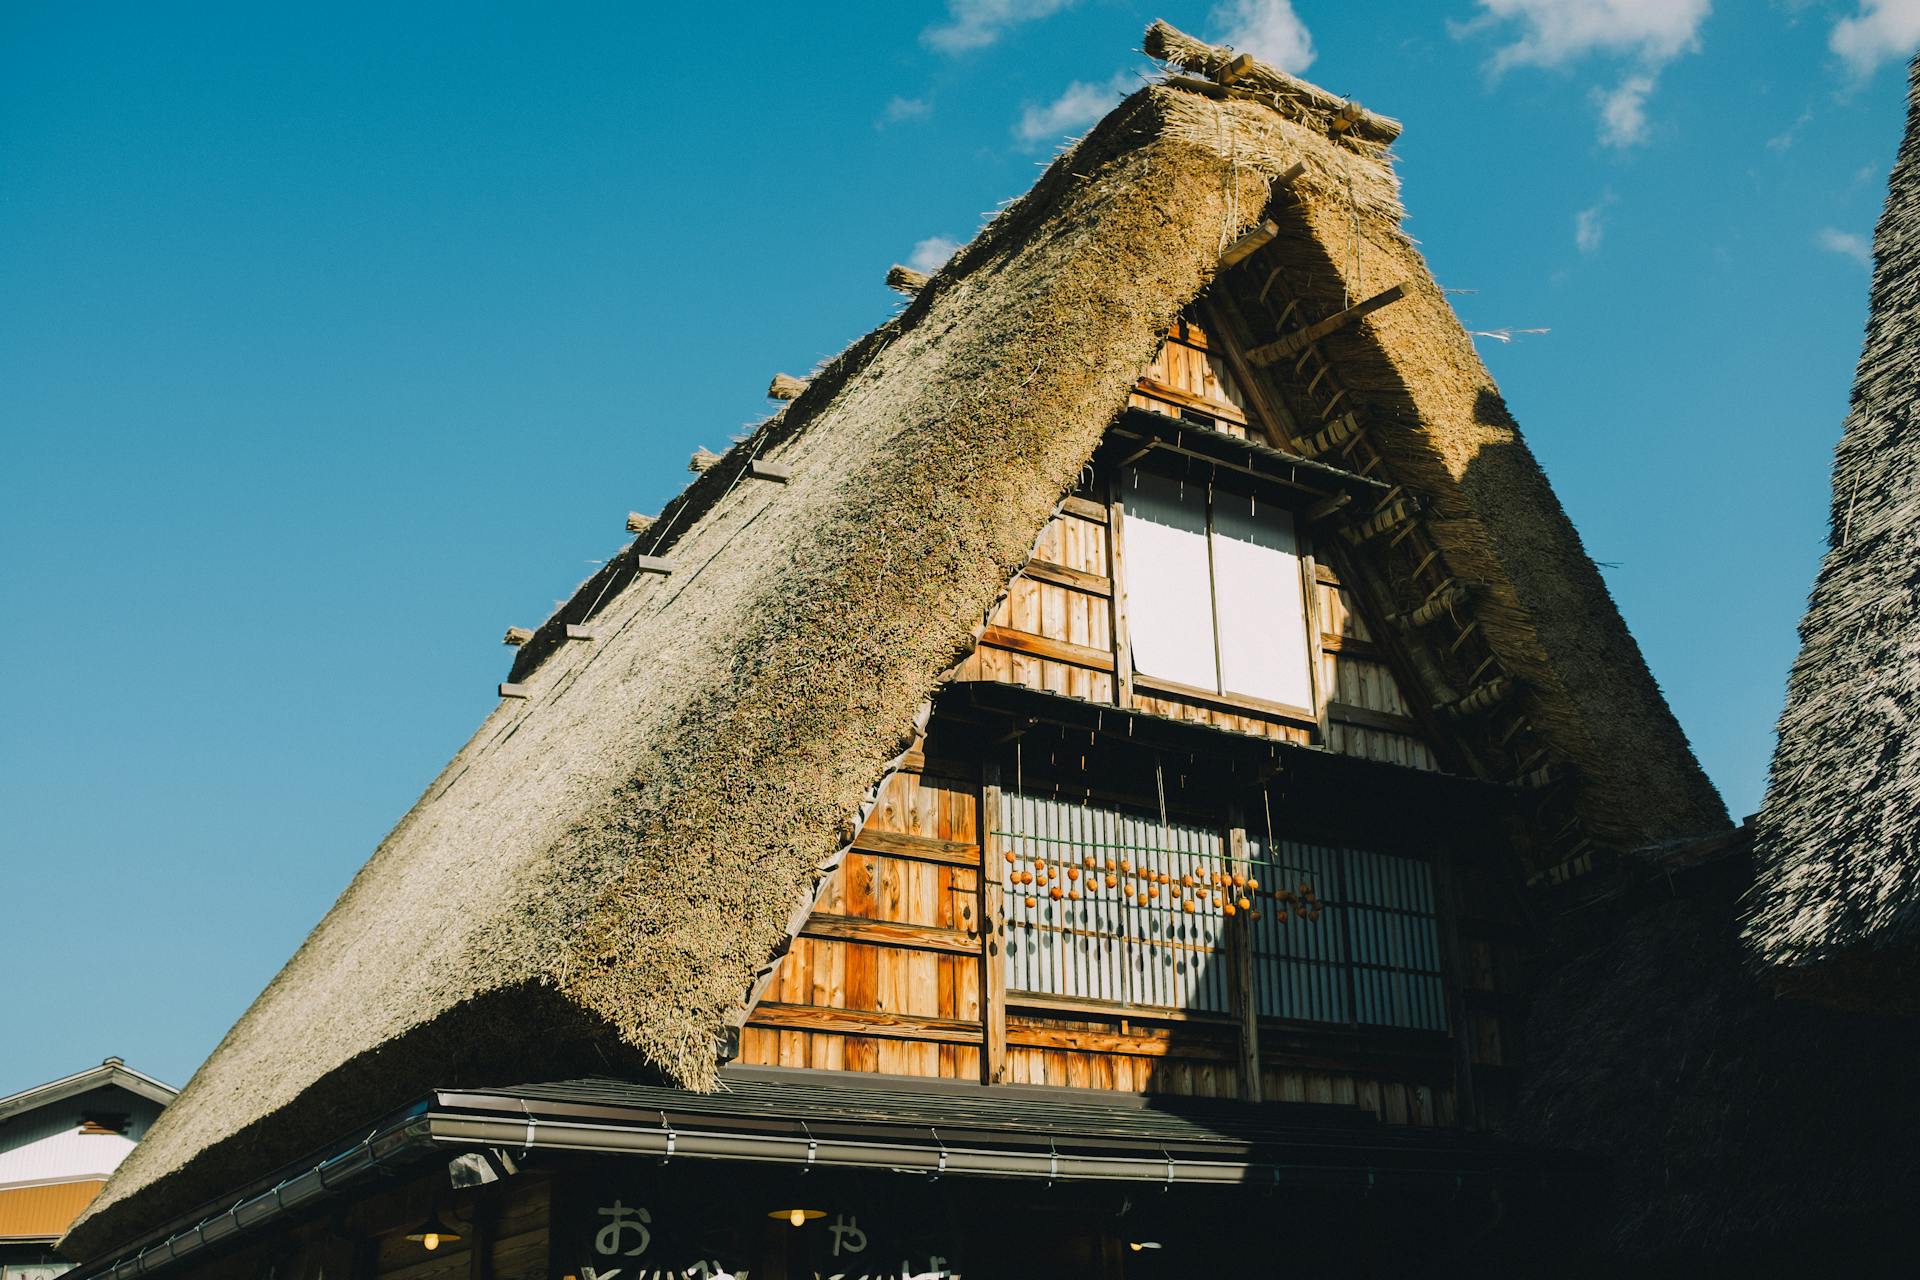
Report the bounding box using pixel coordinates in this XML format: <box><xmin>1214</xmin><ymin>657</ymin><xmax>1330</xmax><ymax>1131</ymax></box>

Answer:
<box><xmin>745</xmin><ymin>1002</ymin><xmax>981</xmax><ymax>1045</ymax></box>
<box><xmin>1391</xmin><ymin>582</ymin><xmax>1472</xmax><ymax>630</ymax></box>
<box><xmin>1326</xmin><ymin>700</ymin><xmax>1421</xmax><ymax>736</ymax></box>
<box><xmin>632</xmin><ymin>555</ymin><xmax>676</xmax><ymax>575</ymax></box>
<box><xmin>563</xmin><ymin>624</ymin><xmax>596</xmax><ymax>642</ymax></box>
<box><xmin>799</xmin><ymin>913</ymin><xmax>979</xmax><ymax>955</ymax></box>
<box><xmin>1132</xmin><ymin>374</ymin><xmax>1249</xmax><ymax>426</ymax></box>
<box><xmin>1019</xmin><ymin>558</ymin><xmax>1112</xmax><ymax>596</ymax></box>
<box><xmin>1058</xmin><ymin>495</ymin><xmax>1109</xmax><ymax>524</ymax></box>
<box><xmin>849</xmin><ymin>827</ymin><xmax>979</xmax><ymax>867</ymax></box>
<box><xmin>1436</xmin><ymin>675</ymin><xmax>1518</xmax><ymax>720</ymax></box>
<box><xmin>1005</xmin><ymin>1020</ymin><xmax>1234</xmax><ymax>1061</ymax></box>
<box><xmin>1246</xmin><ymin>284</ymin><xmax>1407</xmax><ymax>366</ymax></box>
<box><xmin>746</xmin><ymin>459</ymin><xmax>791</xmax><ymax>483</ymax></box>
<box><xmin>978</xmin><ymin>626</ymin><xmax>1116</xmax><ymax>672</ymax></box>
<box><xmin>498</xmin><ymin>683</ymin><xmax>530</xmax><ymax>699</ymax></box>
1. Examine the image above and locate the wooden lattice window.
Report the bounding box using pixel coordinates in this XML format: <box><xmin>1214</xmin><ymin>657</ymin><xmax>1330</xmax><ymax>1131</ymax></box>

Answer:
<box><xmin>997</xmin><ymin>793</ymin><xmax>1447</xmax><ymax>1032</ymax></box>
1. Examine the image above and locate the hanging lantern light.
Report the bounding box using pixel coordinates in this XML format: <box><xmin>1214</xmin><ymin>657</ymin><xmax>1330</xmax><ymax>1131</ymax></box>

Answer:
<box><xmin>767</xmin><ymin>1207</ymin><xmax>826</xmax><ymax>1228</ymax></box>
<box><xmin>405</xmin><ymin>1211</ymin><xmax>463</xmax><ymax>1252</ymax></box>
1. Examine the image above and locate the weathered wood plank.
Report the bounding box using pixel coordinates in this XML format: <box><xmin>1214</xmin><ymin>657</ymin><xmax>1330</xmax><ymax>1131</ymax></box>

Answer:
<box><xmin>746</xmin><ymin>1002</ymin><xmax>981</xmax><ymax>1044</ymax></box>
<box><xmin>1020</xmin><ymin>558</ymin><xmax>1112</xmax><ymax>596</ymax></box>
<box><xmin>978</xmin><ymin>625</ymin><xmax>1117</xmax><ymax>671</ymax></box>
<box><xmin>850</xmin><ymin>827</ymin><xmax>978</xmax><ymax>866</ymax></box>
<box><xmin>799</xmin><ymin>913</ymin><xmax>979</xmax><ymax>955</ymax></box>
<box><xmin>981</xmin><ymin>783</ymin><xmax>1008</xmax><ymax>1085</ymax></box>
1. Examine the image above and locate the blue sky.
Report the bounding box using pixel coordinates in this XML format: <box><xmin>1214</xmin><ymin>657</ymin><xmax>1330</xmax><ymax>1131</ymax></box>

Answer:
<box><xmin>4</xmin><ymin>0</ymin><xmax>1917</xmax><ymax>1095</ymax></box>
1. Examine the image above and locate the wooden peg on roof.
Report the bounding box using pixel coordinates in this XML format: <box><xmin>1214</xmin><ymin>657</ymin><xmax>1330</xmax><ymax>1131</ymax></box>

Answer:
<box><xmin>1218</xmin><ymin>52</ymin><xmax>1256</xmax><ymax>85</ymax></box>
<box><xmin>626</xmin><ymin>511</ymin><xmax>654</xmax><ymax>534</ymax></box>
<box><xmin>767</xmin><ymin>373</ymin><xmax>808</xmax><ymax>401</ymax></box>
<box><xmin>886</xmin><ymin>264</ymin><xmax>930</xmax><ymax>295</ymax></box>
<box><xmin>502</xmin><ymin>627</ymin><xmax>534</xmax><ymax>648</ymax></box>
<box><xmin>1220</xmin><ymin>220</ymin><xmax>1278</xmax><ymax>269</ymax></box>
<box><xmin>689</xmin><ymin>446</ymin><xmax>723</xmax><ymax>473</ymax></box>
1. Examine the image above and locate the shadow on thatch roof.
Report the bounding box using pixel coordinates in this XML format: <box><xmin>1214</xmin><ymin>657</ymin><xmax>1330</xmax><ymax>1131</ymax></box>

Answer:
<box><xmin>69</xmin><ymin>20</ymin><xmax>1722</xmax><ymax>1262</ymax></box>
<box><xmin>1747</xmin><ymin>54</ymin><xmax>1920</xmax><ymax>1000</ymax></box>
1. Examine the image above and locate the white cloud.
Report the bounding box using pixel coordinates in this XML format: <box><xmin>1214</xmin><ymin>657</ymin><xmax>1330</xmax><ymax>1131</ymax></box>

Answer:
<box><xmin>1817</xmin><ymin>226</ymin><xmax>1874</xmax><ymax>265</ymax></box>
<box><xmin>880</xmin><ymin>96</ymin><xmax>932</xmax><ymax>126</ymax></box>
<box><xmin>1575</xmin><ymin>203</ymin><xmax>1607</xmax><ymax>253</ymax></box>
<box><xmin>1831</xmin><ymin>0</ymin><xmax>1920</xmax><ymax>77</ymax></box>
<box><xmin>1013</xmin><ymin>73</ymin><xmax>1134</xmax><ymax>145</ymax></box>
<box><xmin>1460</xmin><ymin>0</ymin><xmax>1710</xmax><ymax>147</ymax></box>
<box><xmin>1468</xmin><ymin>0</ymin><xmax>1711</xmax><ymax>71</ymax></box>
<box><xmin>908</xmin><ymin>236</ymin><xmax>960</xmax><ymax>274</ymax></box>
<box><xmin>923</xmin><ymin>0</ymin><xmax>1076</xmax><ymax>54</ymax></box>
<box><xmin>1596</xmin><ymin>72</ymin><xmax>1656</xmax><ymax>146</ymax></box>
<box><xmin>1207</xmin><ymin>0</ymin><xmax>1316</xmax><ymax>73</ymax></box>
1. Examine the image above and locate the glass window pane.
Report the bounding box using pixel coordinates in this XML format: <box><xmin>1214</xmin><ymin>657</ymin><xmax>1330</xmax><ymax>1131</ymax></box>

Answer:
<box><xmin>1122</xmin><ymin>469</ymin><xmax>1219</xmax><ymax>691</ymax></box>
<box><xmin>1211</xmin><ymin>492</ymin><xmax>1313</xmax><ymax>708</ymax></box>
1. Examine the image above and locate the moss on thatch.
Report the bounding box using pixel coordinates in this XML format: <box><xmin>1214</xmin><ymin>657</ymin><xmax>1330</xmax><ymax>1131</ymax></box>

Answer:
<box><xmin>70</xmin><ymin>24</ymin><xmax>1725</xmax><ymax>1262</ymax></box>
<box><xmin>1747</xmin><ymin>55</ymin><xmax>1920</xmax><ymax>988</ymax></box>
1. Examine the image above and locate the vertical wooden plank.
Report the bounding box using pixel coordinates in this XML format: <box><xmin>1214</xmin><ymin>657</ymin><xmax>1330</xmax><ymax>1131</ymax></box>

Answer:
<box><xmin>1106</xmin><ymin>470</ymin><xmax>1135</xmax><ymax>708</ymax></box>
<box><xmin>981</xmin><ymin>781</ymin><xmax>1008</xmax><ymax>1084</ymax></box>
<box><xmin>1301</xmin><ymin>543</ymin><xmax>1331</xmax><ymax>746</ymax></box>
<box><xmin>1228</xmin><ymin>826</ymin><xmax>1262</xmax><ymax>1102</ymax></box>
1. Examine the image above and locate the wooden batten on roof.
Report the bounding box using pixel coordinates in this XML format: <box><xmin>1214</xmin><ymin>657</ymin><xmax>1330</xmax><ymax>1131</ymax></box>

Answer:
<box><xmin>767</xmin><ymin>373</ymin><xmax>808</xmax><ymax>401</ymax></box>
<box><xmin>886</xmin><ymin>264</ymin><xmax>930</xmax><ymax>294</ymax></box>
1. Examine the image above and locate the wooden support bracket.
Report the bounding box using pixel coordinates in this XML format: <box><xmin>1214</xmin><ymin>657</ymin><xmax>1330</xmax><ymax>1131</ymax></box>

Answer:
<box><xmin>502</xmin><ymin>626</ymin><xmax>534</xmax><ymax>647</ymax></box>
<box><xmin>498</xmin><ymin>683</ymin><xmax>531</xmax><ymax>700</ymax></box>
<box><xmin>1391</xmin><ymin>582</ymin><xmax>1472</xmax><ymax>630</ymax></box>
<box><xmin>633</xmin><ymin>555</ymin><xmax>677</xmax><ymax>575</ymax></box>
<box><xmin>746</xmin><ymin>459</ymin><xmax>792</xmax><ymax>483</ymax></box>
<box><xmin>1246</xmin><ymin>284</ymin><xmax>1407</xmax><ymax>366</ymax></box>
<box><xmin>564</xmin><ymin>624</ymin><xmax>596</xmax><ymax>642</ymax></box>
<box><xmin>1436</xmin><ymin>675</ymin><xmax>1517</xmax><ymax>720</ymax></box>
<box><xmin>1341</xmin><ymin>496</ymin><xmax>1416</xmax><ymax>544</ymax></box>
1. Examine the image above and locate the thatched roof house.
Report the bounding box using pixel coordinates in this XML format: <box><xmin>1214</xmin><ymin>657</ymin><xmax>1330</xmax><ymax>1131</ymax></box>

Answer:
<box><xmin>69</xmin><ymin>21</ymin><xmax>1726</xmax><ymax>1268</ymax></box>
<box><xmin>1747</xmin><ymin>54</ymin><xmax>1920</xmax><ymax>1001</ymax></box>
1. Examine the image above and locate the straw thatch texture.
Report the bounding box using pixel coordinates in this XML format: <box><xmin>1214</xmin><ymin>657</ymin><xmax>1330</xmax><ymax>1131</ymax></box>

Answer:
<box><xmin>1747</xmin><ymin>55</ymin><xmax>1920</xmax><ymax>988</ymax></box>
<box><xmin>70</xmin><ymin>28</ymin><xmax>1724</xmax><ymax>1260</ymax></box>
<box><xmin>1514</xmin><ymin>842</ymin><xmax>1920</xmax><ymax>1258</ymax></box>
<box><xmin>67</xmin><ymin>83</ymin><xmax>1303</xmax><ymax>1258</ymax></box>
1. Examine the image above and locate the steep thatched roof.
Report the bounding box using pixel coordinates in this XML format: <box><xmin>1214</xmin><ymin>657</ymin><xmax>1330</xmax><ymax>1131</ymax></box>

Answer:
<box><xmin>1747</xmin><ymin>55</ymin><xmax>1920</xmax><ymax>995</ymax></box>
<box><xmin>69</xmin><ymin>23</ymin><xmax>1720</xmax><ymax>1261</ymax></box>
<box><xmin>1516</xmin><ymin>833</ymin><xmax>1920</xmax><ymax>1260</ymax></box>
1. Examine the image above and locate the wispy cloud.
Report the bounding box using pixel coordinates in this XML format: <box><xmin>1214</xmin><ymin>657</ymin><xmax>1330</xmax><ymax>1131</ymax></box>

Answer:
<box><xmin>907</xmin><ymin>236</ymin><xmax>960</xmax><ymax>274</ymax></box>
<box><xmin>1595</xmin><ymin>72</ymin><xmax>1656</xmax><ymax>147</ymax></box>
<box><xmin>1817</xmin><ymin>226</ymin><xmax>1874</xmax><ymax>266</ymax></box>
<box><xmin>1768</xmin><ymin>105</ymin><xmax>1816</xmax><ymax>151</ymax></box>
<box><xmin>923</xmin><ymin>0</ymin><xmax>1076</xmax><ymax>54</ymax></box>
<box><xmin>879</xmin><ymin>96</ymin><xmax>932</xmax><ymax>126</ymax></box>
<box><xmin>1013</xmin><ymin>72</ymin><xmax>1134</xmax><ymax>146</ymax></box>
<box><xmin>1575</xmin><ymin>201</ymin><xmax>1609</xmax><ymax>253</ymax></box>
<box><xmin>1830</xmin><ymin>1</ymin><xmax>1920</xmax><ymax>77</ymax></box>
<box><xmin>1456</xmin><ymin>0</ymin><xmax>1711</xmax><ymax>147</ymax></box>
<box><xmin>1206</xmin><ymin>0</ymin><xmax>1316</xmax><ymax>73</ymax></box>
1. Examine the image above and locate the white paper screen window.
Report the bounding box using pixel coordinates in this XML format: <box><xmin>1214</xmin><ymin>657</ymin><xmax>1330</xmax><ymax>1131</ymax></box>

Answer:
<box><xmin>1121</xmin><ymin>469</ymin><xmax>1218</xmax><ymax>691</ymax></box>
<box><xmin>1211</xmin><ymin>493</ymin><xmax>1313</xmax><ymax>708</ymax></box>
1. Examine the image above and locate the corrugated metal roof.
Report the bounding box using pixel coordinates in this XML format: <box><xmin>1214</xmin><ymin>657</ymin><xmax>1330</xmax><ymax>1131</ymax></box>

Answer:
<box><xmin>438</xmin><ymin>1070</ymin><xmax>1562</xmax><ymax>1174</ymax></box>
<box><xmin>0</xmin><ymin>1179</ymin><xmax>107</xmax><ymax>1241</ymax></box>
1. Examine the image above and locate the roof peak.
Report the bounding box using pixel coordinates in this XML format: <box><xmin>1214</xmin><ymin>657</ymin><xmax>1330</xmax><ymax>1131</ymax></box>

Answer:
<box><xmin>1142</xmin><ymin>19</ymin><xmax>1401</xmax><ymax>149</ymax></box>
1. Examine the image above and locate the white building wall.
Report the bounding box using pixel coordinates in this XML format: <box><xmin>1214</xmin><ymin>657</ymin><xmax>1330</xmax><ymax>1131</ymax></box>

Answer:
<box><xmin>0</xmin><ymin>1091</ymin><xmax>160</xmax><ymax>1188</ymax></box>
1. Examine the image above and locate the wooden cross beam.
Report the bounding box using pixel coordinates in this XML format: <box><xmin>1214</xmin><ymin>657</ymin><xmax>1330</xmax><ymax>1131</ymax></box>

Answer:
<box><xmin>1246</xmin><ymin>284</ymin><xmax>1407</xmax><ymax>366</ymax></box>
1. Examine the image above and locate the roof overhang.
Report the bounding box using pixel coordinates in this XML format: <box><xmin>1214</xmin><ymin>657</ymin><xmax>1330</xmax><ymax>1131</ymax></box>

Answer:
<box><xmin>0</xmin><ymin>1064</ymin><xmax>176</xmax><ymax>1126</ymax></box>
<box><xmin>67</xmin><ymin>1070</ymin><xmax>1589</xmax><ymax>1280</ymax></box>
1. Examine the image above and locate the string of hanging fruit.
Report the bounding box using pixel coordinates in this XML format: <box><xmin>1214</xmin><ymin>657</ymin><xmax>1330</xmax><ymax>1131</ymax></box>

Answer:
<box><xmin>1001</xmin><ymin>846</ymin><xmax>1324</xmax><ymax>922</ymax></box>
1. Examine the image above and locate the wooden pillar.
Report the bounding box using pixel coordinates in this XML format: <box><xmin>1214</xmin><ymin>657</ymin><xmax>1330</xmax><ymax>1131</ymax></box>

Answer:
<box><xmin>1105</xmin><ymin>470</ymin><xmax>1136</xmax><ymax>710</ymax></box>
<box><xmin>1228</xmin><ymin>826</ymin><xmax>1262</xmax><ymax>1102</ymax></box>
<box><xmin>981</xmin><ymin>779</ymin><xmax>1009</xmax><ymax>1085</ymax></box>
<box><xmin>1432</xmin><ymin>852</ymin><xmax>1480</xmax><ymax>1129</ymax></box>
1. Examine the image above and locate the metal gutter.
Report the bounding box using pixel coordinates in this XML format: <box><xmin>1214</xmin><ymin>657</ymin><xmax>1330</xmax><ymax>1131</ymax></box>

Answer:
<box><xmin>68</xmin><ymin>1111</ymin><xmax>434</xmax><ymax>1280</ymax></box>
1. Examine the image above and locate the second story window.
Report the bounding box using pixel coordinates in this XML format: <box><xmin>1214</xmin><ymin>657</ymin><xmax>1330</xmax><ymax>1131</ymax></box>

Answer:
<box><xmin>1120</xmin><ymin>468</ymin><xmax>1314</xmax><ymax>713</ymax></box>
